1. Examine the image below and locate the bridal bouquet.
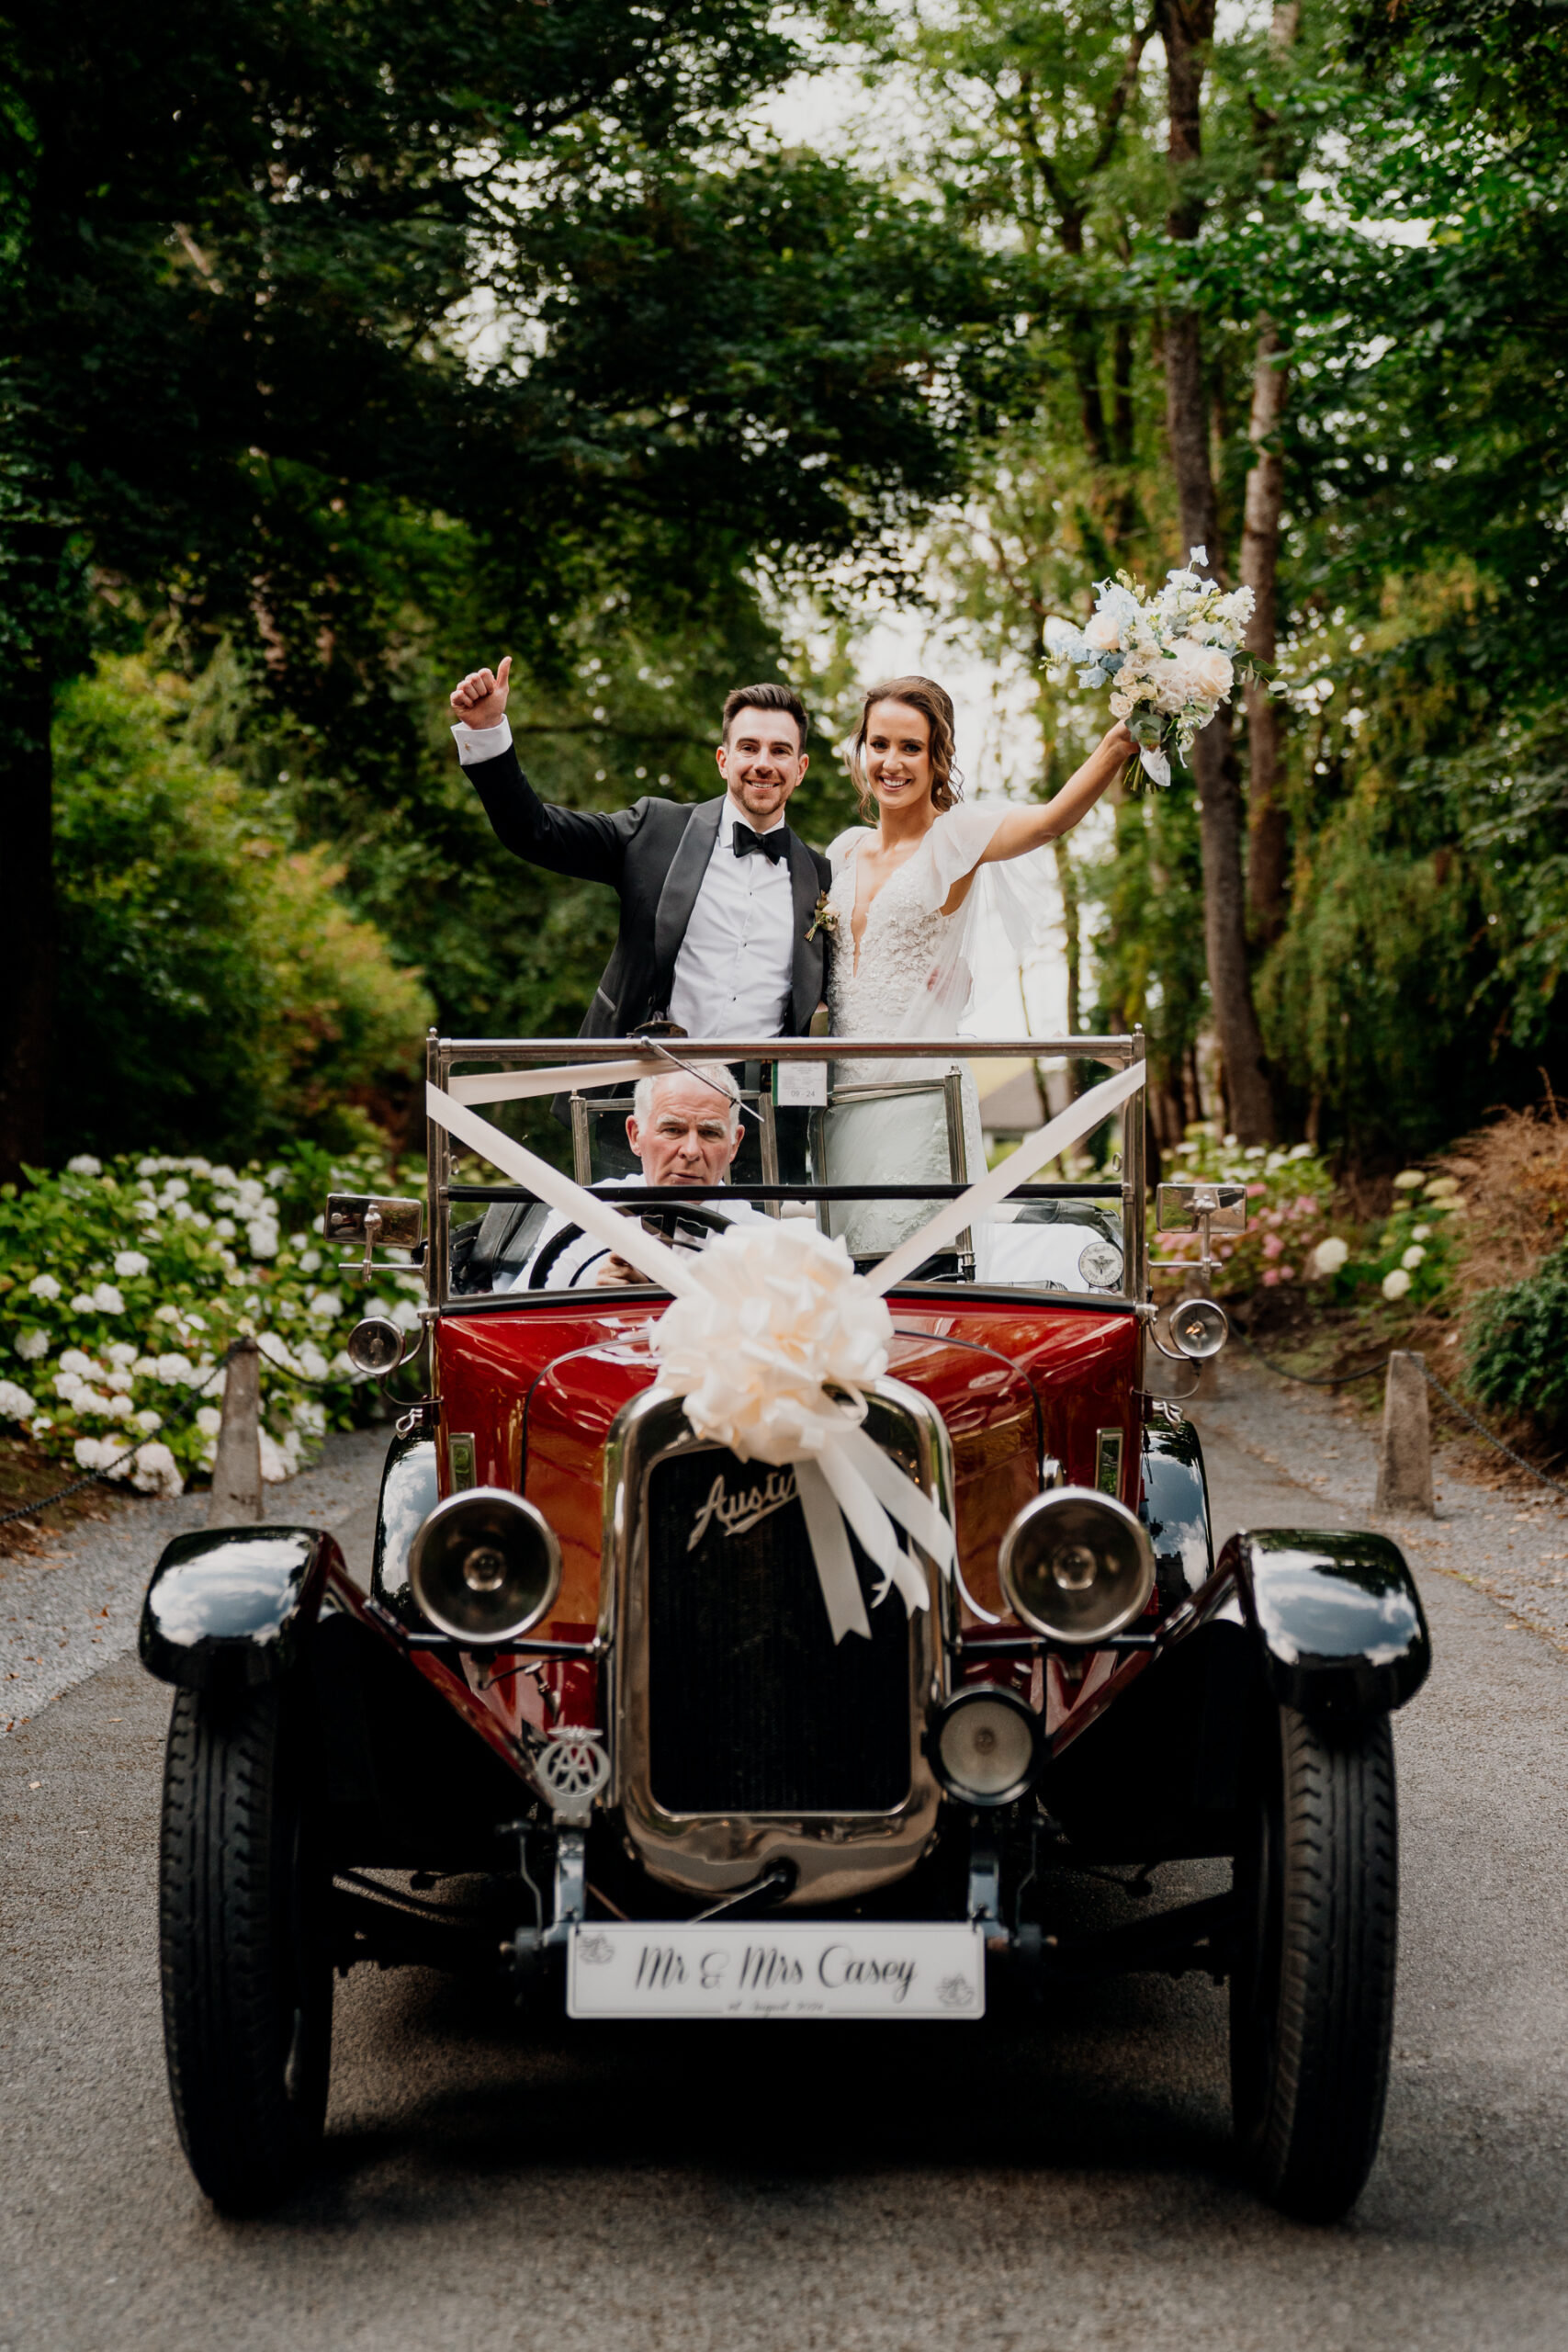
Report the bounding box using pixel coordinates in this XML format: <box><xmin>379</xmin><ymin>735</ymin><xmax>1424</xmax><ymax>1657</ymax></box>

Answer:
<box><xmin>1043</xmin><ymin>548</ymin><xmax>1268</xmax><ymax>793</ymax></box>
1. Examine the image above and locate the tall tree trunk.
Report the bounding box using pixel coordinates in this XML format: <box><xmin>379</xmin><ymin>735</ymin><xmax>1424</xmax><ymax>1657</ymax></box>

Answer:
<box><xmin>0</xmin><ymin>653</ymin><xmax>56</xmax><ymax>1184</ymax></box>
<box><xmin>1239</xmin><ymin>1</ymin><xmax>1301</xmax><ymax>943</ymax></box>
<box><xmin>1157</xmin><ymin>0</ymin><xmax>1275</xmax><ymax>1143</ymax></box>
<box><xmin>1240</xmin><ymin>319</ymin><xmax>1290</xmax><ymax>938</ymax></box>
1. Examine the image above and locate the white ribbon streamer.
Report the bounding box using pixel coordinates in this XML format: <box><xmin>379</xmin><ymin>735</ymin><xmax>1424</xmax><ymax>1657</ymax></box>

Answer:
<box><xmin>867</xmin><ymin>1057</ymin><xmax>1149</xmax><ymax>1294</ymax></box>
<box><xmin>449</xmin><ymin>1058</ymin><xmax>656</xmax><ymax>1106</ymax></box>
<box><xmin>425</xmin><ymin>1084</ymin><xmax>701</xmax><ymax>1295</ymax></box>
<box><xmin>424</xmin><ymin>1054</ymin><xmax>1145</xmax><ymax>1643</ymax></box>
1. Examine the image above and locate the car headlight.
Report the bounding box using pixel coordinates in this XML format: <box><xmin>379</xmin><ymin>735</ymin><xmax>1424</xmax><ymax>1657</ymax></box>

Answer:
<box><xmin>998</xmin><ymin>1487</ymin><xmax>1155</xmax><ymax>1645</ymax></box>
<box><xmin>346</xmin><ymin>1315</ymin><xmax>404</xmax><ymax>1375</ymax></box>
<box><xmin>929</xmin><ymin>1684</ymin><xmax>1043</xmax><ymax>1807</ymax></box>
<box><xmin>1168</xmin><ymin>1296</ymin><xmax>1227</xmax><ymax>1360</ymax></box>
<box><xmin>408</xmin><ymin>1487</ymin><xmax>561</xmax><ymax>1644</ymax></box>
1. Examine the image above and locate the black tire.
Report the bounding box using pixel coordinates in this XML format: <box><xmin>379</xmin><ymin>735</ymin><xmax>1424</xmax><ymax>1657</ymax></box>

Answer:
<box><xmin>159</xmin><ymin>1679</ymin><xmax>333</xmax><ymax>2212</ymax></box>
<box><xmin>1229</xmin><ymin>1702</ymin><xmax>1398</xmax><ymax>2222</ymax></box>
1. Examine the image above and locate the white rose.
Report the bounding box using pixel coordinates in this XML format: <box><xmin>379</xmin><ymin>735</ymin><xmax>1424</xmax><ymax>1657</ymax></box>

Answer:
<box><xmin>28</xmin><ymin>1273</ymin><xmax>62</xmax><ymax>1300</ymax></box>
<box><xmin>1084</xmin><ymin>607</ymin><xmax>1122</xmax><ymax>651</ymax></box>
<box><xmin>113</xmin><ymin>1250</ymin><xmax>150</xmax><ymax>1279</ymax></box>
<box><xmin>1382</xmin><ymin>1267</ymin><xmax>1412</xmax><ymax>1301</ymax></box>
<box><xmin>1176</xmin><ymin>643</ymin><xmax>1234</xmax><ymax>699</ymax></box>
<box><xmin>1312</xmin><ymin>1238</ymin><xmax>1349</xmax><ymax>1277</ymax></box>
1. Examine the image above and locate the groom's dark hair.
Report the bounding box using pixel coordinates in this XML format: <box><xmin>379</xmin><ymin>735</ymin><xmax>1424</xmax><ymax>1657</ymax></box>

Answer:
<box><xmin>721</xmin><ymin>682</ymin><xmax>808</xmax><ymax>751</ymax></box>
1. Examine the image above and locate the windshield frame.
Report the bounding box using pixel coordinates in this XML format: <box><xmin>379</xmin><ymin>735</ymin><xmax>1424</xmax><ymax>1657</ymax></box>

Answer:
<box><xmin>425</xmin><ymin>1034</ymin><xmax>1147</xmax><ymax>1316</ymax></box>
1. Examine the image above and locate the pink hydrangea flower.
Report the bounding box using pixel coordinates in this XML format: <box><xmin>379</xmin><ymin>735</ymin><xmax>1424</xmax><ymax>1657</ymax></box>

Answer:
<box><xmin>1262</xmin><ymin>1269</ymin><xmax>1280</xmax><ymax>1286</ymax></box>
<box><xmin>1262</xmin><ymin>1232</ymin><xmax>1284</xmax><ymax>1259</ymax></box>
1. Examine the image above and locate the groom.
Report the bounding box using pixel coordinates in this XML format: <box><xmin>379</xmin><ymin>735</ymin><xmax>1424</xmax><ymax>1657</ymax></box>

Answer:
<box><xmin>448</xmin><ymin>659</ymin><xmax>830</xmax><ymax>1041</ymax></box>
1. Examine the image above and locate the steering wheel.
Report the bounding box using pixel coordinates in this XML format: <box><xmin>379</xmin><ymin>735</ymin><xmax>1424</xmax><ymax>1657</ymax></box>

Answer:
<box><xmin>526</xmin><ymin>1201</ymin><xmax>737</xmax><ymax>1289</ymax></box>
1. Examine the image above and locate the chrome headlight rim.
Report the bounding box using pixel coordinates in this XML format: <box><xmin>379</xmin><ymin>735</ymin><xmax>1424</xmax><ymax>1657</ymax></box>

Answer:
<box><xmin>408</xmin><ymin>1486</ymin><xmax>562</xmax><ymax>1645</ymax></box>
<box><xmin>929</xmin><ymin>1682</ymin><xmax>1043</xmax><ymax>1809</ymax></box>
<box><xmin>998</xmin><ymin>1485</ymin><xmax>1156</xmax><ymax>1647</ymax></box>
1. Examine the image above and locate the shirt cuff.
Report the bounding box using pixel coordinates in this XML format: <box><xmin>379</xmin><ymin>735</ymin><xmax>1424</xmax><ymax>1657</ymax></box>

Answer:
<box><xmin>451</xmin><ymin>715</ymin><xmax>513</xmax><ymax>766</ymax></box>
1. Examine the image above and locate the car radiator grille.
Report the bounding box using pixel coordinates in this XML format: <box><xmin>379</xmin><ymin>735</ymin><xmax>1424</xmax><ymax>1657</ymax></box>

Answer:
<box><xmin>645</xmin><ymin>1446</ymin><xmax>914</xmax><ymax>1815</ymax></box>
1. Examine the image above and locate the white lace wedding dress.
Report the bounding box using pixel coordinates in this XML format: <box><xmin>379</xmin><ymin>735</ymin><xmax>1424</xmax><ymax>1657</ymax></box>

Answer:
<box><xmin>823</xmin><ymin>806</ymin><xmax>1054</xmax><ymax>1259</ymax></box>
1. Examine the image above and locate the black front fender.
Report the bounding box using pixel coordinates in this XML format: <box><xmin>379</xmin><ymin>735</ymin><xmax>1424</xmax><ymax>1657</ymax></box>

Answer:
<box><xmin>1219</xmin><ymin>1526</ymin><xmax>1431</xmax><ymax>1716</ymax></box>
<box><xmin>140</xmin><ymin>1524</ymin><xmax>344</xmax><ymax>1691</ymax></box>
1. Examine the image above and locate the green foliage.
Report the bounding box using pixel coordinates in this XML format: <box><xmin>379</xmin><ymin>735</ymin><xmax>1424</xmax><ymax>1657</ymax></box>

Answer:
<box><xmin>0</xmin><ymin>1143</ymin><xmax>419</xmax><ymax>1485</ymax></box>
<box><xmin>51</xmin><ymin>659</ymin><xmax>432</xmax><ymax>1159</ymax></box>
<box><xmin>1466</xmin><ymin>1243</ymin><xmax>1568</xmax><ymax>1437</ymax></box>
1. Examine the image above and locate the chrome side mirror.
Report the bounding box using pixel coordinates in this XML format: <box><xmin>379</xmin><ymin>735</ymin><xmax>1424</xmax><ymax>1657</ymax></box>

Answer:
<box><xmin>324</xmin><ymin>1193</ymin><xmax>424</xmax><ymax>1280</ymax></box>
<box><xmin>1156</xmin><ymin>1181</ymin><xmax>1247</xmax><ymax>1236</ymax></box>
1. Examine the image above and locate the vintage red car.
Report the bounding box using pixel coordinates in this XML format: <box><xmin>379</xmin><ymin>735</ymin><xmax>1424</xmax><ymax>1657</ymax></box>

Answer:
<box><xmin>140</xmin><ymin>1031</ymin><xmax>1429</xmax><ymax>2222</ymax></box>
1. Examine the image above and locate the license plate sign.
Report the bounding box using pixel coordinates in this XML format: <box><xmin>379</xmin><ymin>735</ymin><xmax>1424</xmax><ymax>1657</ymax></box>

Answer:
<box><xmin>567</xmin><ymin>1921</ymin><xmax>985</xmax><ymax>2020</ymax></box>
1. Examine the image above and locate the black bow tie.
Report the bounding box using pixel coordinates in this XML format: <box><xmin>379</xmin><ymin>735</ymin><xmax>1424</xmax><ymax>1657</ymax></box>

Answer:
<box><xmin>732</xmin><ymin>821</ymin><xmax>788</xmax><ymax>864</ymax></box>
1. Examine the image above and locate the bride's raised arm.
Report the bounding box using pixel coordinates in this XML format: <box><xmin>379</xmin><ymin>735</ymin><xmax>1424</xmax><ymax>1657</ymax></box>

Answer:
<box><xmin>939</xmin><ymin>721</ymin><xmax>1133</xmax><ymax>913</ymax></box>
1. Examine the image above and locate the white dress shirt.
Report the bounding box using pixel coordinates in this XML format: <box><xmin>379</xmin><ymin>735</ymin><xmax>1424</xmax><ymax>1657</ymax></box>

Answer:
<box><xmin>452</xmin><ymin>716</ymin><xmax>795</xmax><ymax>1040</ymax></box>
<box><xmin>670</xmin><ymin>794</ymin><xmax>794</xmax><ymax>1039</ymax></box>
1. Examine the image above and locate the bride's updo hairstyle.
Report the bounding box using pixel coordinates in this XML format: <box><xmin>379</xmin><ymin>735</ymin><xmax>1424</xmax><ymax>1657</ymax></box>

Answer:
<box><xmin>849</xmin><ymin>675</ymin><xmax>964</xmax><ymax>821</ymax></box>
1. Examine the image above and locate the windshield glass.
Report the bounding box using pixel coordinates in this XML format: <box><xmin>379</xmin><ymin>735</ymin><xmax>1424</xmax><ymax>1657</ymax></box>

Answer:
<box><xmin>437</xmin><ymin>1041</ymin><xmax>1138</xmax><ymax>1303</ymax></box>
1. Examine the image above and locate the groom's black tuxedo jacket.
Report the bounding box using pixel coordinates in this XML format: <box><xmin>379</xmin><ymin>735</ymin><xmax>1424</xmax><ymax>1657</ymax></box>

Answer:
<box><xmin>468</xmin><ymin>743</ymin><xmax>832</xmax><ymax>1037</ymax></box>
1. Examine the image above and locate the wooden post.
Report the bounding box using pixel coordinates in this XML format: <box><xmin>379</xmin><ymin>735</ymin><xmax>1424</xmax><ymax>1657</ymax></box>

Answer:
<box><xmin>1376</xmin><ymin>1351</ymin><xmax>1435</xmax><ymax>1517</ymax></box>
<box><xmin>207</xmin><ymin>1339</ymin><xmax>264</xmax><ymax>1527</ymax></box>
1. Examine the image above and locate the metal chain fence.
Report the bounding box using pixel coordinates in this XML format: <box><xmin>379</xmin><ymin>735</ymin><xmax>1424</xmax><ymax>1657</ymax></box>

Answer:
<box><xmin>1230</xmin><ymin>1321</ymin><xmax>1568</xmax><ymax>1504</ymax></box>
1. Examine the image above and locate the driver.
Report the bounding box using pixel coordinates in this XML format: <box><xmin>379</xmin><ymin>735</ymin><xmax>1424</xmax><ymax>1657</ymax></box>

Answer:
<box><xmin>504</xmin><ymin>1064</ymin><xmax>766</xmax><ymax>1291</ymax></box>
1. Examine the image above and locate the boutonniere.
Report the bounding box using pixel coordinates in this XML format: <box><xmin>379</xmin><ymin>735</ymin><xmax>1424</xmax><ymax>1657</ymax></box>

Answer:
<box><xmin>806</xmin><ymin>892</ymin><xmax>838</xmax><ymax>944</ymax></box>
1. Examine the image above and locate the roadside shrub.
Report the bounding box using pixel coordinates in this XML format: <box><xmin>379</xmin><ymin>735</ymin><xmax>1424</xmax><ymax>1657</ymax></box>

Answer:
<box><xmin>1466</xmin><ymin>1245</ymin><xmax>1568</xmax><ymax>1440</ymax></box>
<box><xmin>0</xmin><ymin>1145</ymin><xmax>423</xmax><ymax>1490</ymax></box>
<box><xmin>51</xmin><ymin>657</ymin><xmax>434</xmax><ymax>1160</ymax></box>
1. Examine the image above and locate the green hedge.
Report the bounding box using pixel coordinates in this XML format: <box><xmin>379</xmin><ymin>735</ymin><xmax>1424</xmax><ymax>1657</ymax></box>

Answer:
<box><xmin>0</xmin><ymin>1144</ymin><xmax>421</xmax><ymax>1491</ymax></box>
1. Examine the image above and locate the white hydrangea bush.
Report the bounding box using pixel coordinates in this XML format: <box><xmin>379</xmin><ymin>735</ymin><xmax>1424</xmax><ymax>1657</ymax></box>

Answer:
<box><xmin>1158</xmin><ymin>1130</ymin><xmax>1461</xmax><ymax>1309</ymax></box>
<box><xmin>0</xmin><ymin>1144</ymin><xmax>423</xmax><ymax>1492</ymax></box>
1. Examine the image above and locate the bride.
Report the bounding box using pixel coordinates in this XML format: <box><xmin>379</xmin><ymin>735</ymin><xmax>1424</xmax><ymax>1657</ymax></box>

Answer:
<box><xmin>822</xmin><ymin>675</ymin><xmax>1133</xmax><ymax>1261</ymax></box>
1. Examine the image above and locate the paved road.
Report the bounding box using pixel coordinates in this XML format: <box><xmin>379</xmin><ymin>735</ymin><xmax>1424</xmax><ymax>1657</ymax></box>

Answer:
<box><xmin>5</xmin><ymin>1374</ymin><xmax>1568</xmax><ymax>2352</ymax></box>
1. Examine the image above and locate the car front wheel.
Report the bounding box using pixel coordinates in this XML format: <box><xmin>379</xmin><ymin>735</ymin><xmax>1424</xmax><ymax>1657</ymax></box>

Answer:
<box><xmin>159</xmin><ymin>1679</ymin><xmax>333</xmax><ymax>2213</ymax></box>
<box><xmin>1230</xmin><ymin>1700</ymin><xmax>1398</xmax><ymax>2222</ymax></box>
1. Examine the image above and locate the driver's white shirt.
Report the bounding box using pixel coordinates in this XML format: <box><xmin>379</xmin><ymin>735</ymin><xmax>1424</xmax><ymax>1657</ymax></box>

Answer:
<box><xmin>503</xmin><ymin>1174</ymin><xmax>768</xmax><ymax>1293</ymax></box>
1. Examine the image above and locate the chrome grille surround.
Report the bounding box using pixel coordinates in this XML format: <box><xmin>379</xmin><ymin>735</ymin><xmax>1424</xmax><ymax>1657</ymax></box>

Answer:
<box><xmin>600</xmin><ymin>1377</ymin><xmax>956</xmax><ymax>1907</ymax></box>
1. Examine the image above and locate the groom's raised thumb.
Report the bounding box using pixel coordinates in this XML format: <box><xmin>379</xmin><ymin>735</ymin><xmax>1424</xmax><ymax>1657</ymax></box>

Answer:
<box><xmin>497</xmin><ymin>655</ymin><xmax>512</xmax><ymax>692</ymax></box>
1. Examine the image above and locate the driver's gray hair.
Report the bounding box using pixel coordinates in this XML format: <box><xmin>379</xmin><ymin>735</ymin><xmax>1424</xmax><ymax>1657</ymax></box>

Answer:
<box><xmin>631</xmin><ymin>1062</ymin><xmax>741</xmax><ymax>1132</ymax></box>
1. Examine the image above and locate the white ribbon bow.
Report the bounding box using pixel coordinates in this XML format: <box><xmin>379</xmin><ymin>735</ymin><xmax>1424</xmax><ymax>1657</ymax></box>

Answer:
<box><xmin>425</xmin><ymin>1057</ymin><xmax>1146</xmax><ymax>1642</ymax></box>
